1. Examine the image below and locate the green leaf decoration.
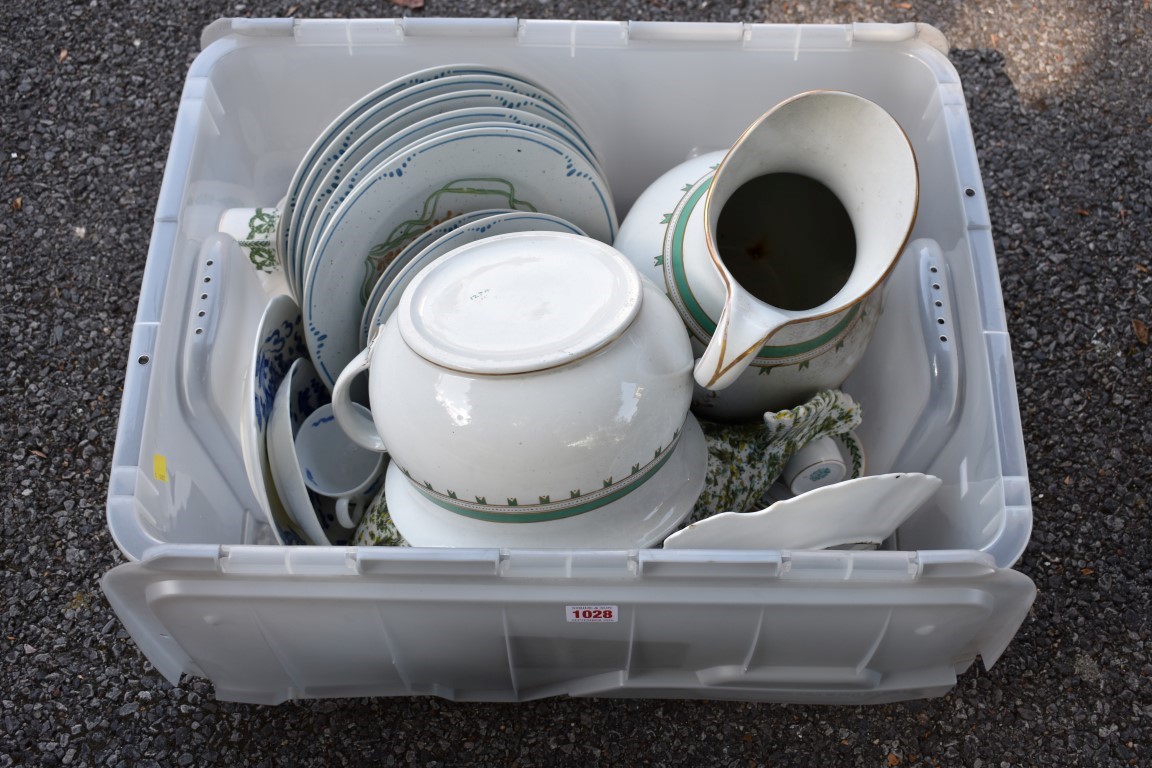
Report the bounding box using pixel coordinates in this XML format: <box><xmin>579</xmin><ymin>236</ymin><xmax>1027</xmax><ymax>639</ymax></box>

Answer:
<box><xmin>246</xmin><ymin>208</ymin><xmax>278</xmax><ymax>238</ymax></box>
<box><xmin>653</xmin><ymin>254</ymin><xmax>664</xmax><ymax>267</ymax></box>
<box><xmin>660</xmin><ymin>213</ymin><xmax>673</xmax><ymax>224</ymax></box>
<box><xmin>538</xmin><ymin>495</ymin><xmax>550</xmax><ymax>504</ymax></box>
<box><xmin>475</xmin><ymin>496</ymin><xmax>486</xmax><ymax>505</ymax></box>
<box><xmin>842</xmin><ymin>433</ymin><xmax>864</xmax><ymax>478</ymax></box>
<box><xmin>507</xmin><ymin>497</ymin><xmax>518</xmax><ymax>506</ymax></box>
<box><xmin>240</xmin><ymin>209</ymin><xmax>279</xmax><ymax>271</ymax></box>
<box><xmin>570</xmin><ymin>489</ymin><xmax>581</xmax><ymax>498</ymax></box>
<box><xmin>602</xmin><ymin>477</ymin><xmax>613</xmax><ymax>488</ymax></box>
<box><xmin>242</xmin><ymin>241</ymin><xmax>278</xmax><ymax>272</ymax></box>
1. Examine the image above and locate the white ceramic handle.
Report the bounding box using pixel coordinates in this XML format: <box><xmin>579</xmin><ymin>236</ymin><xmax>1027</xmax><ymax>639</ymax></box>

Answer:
<box><xmin>335</xmin><ymin>496</ymin><xmax>362</xmax><ymax>529</ymax></box>
<box><xmin>331</xmin><ymin>346</ymin><xmax>387</xmax><ymax>452</ymax></box>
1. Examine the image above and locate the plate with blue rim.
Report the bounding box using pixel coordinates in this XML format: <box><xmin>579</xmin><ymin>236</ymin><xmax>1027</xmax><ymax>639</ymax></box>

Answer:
<box><xmin>292</xmin><ymin>86</ymin><xmax>599</xmax><ymax>273</ymax></box>
<box><xmin>302</xmin><ymin>123</ymin><xmax>617</xmax><ymax>389</ymax></box>
<box><xmin>277</xmin><ymin>64</ymin><xmax>568</xmax><ymax>294</ymax></box>
<box><xmin>297</xmin><ymin>99</ymin><xmax>604</xmax><ymax>284</ymax></box>
<box><xmin>277</xmin><ymin>65</ymin><xmax>575</xmax><ymax>299</ymax></box>
<box><xmin>286</xmin><ymin>75</ymin><xmax>586</xmax><ymax>297</ymax></box>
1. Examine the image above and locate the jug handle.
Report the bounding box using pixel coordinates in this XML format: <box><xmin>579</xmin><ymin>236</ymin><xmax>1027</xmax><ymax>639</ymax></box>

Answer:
<box><xmin>331</xmin><ymin>345</ymin><xmax>388</xmax><ymax>452</ymax></box>
<box><xmin>694</xmin><ymin>286</ymin><xmax>791</xmax><ymax>391</ymax></box>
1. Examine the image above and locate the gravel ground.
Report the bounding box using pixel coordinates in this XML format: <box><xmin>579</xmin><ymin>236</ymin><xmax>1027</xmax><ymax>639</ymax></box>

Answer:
<box><xmin>2</xmin><ymin>0</ymin><xmax>1150</xmax><ymax>766</ymax></box>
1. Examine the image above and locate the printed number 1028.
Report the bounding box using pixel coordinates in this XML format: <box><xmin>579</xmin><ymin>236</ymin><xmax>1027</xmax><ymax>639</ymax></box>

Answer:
<box><xmin>566</xmin><ymin>605</ymin><xmax>618</xmax><ymax>622</ymax></box>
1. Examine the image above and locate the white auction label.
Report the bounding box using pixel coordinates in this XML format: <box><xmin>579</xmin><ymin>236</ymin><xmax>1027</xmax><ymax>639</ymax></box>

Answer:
<box><xmin>565</xmin><ymin>605</ymin><xmax>619</xmax><ymax>623</ymax></box>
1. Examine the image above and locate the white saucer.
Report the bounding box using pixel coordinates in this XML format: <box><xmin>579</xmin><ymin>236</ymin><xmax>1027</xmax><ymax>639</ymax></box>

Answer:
<box><xmin>387</xmin><ymin>413</ymin><xmax>707</xmax><ymax>549</ymax></box>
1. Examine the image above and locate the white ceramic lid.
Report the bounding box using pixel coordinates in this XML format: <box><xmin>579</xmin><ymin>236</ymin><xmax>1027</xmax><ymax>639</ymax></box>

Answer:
<box><xmin>397</xmin><ymin>232</ymin><xmax>642</xmax><ymax>374</ymax></box>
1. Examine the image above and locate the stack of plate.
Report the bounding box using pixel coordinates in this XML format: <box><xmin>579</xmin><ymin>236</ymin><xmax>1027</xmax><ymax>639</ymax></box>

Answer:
<box><xmin>274</xmin><ymin>64</ymin><xmax>618</xmax><ymax>389</ymax></box>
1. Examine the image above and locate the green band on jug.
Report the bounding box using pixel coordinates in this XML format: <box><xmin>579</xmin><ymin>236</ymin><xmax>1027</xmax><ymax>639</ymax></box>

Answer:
<box><xmin>664</xmin><ymin>177</ymin><xmax>860</xmax><ymax>362</ymax></box>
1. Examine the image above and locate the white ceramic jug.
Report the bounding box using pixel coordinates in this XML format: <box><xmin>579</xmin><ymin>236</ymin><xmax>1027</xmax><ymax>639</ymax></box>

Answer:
<box><xmin>614</xmin><ymin>91</ymin><xmax>918</xmax><ymax>422</ymax></box>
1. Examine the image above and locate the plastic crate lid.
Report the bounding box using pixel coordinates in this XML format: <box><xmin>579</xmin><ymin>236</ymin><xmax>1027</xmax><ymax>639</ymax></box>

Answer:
<box><xmin>102</xmin><ymin>545</ymin><xmax>1034</xmax><ymax>705</ymax></box>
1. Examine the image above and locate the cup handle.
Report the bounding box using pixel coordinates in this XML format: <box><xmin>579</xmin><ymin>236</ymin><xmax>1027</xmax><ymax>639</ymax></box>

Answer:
<box><xmin>335</xmin><ymin>496</ymin><xmax>362</xmax><ymax>529</ymax></box>
<box><xmin>331</xmin><ymin>346</ymin><xmax>387</xmax><ymax>452</ymax></box>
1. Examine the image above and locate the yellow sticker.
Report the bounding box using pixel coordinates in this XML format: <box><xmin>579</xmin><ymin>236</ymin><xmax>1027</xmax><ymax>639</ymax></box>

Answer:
<box><xmin>153</xmin><ymin>454</ymin><xmax>169</xmax><ymax>482</ymax></box>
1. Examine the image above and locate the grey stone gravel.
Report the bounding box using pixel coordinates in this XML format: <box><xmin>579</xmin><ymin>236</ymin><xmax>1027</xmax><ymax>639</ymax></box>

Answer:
<box><xmin>2</xmin><ymin>0</ymin><xmax>1150</xmax><ymax>766</ymax></box>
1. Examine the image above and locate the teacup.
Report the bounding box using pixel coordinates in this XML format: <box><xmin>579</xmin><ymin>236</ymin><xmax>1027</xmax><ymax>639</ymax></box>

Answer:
<box><xmin>294</xmin><ymin>403</ymin><xmax>386</xmax><ymax>528</ymax></box>
<box><xmin>332</xmin><ymin>231</ymin><xmax>697</xmax><ymax>540</ymax></box>
<box><xmin>218</xmin><ymin>206</ymin><xmax>281</xmax><ymax>272</ymax></box>
<box><xmin>782</xmin><ymin>436</ymin><xmax>846</xmax><ymax>495</ymax></box>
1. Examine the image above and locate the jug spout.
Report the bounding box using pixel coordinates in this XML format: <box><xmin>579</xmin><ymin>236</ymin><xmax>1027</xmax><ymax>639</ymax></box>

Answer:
<box><xmin>693</xmin><ymin>285</ymin><xmax>790</xmax><ymax>391</ymax></box>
